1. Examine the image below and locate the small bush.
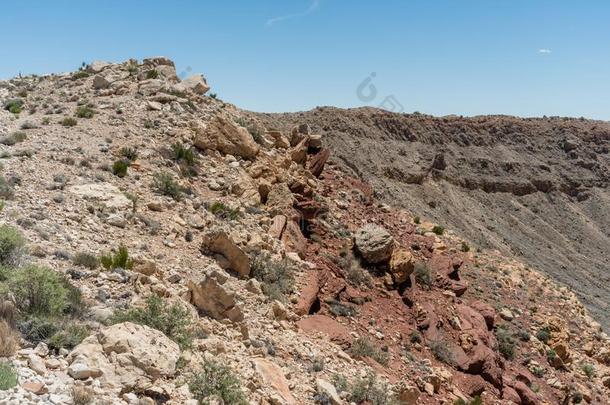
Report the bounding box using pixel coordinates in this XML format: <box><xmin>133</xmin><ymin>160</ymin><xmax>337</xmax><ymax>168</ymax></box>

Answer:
<box><xmin>0</xmin><ymin>361</ymin><xmax>18</xmax><ymax>391</ymax></box>
<box><xmin>581</xmin><ymin>363</ymin><xmax>595</xmax><ymax>379</ymax></box>
<box><xmin>112</xmin><ymin>159</ymin><xmax>130</xmax><ymax>177</ymax></box>
<box><xmin>209</xmin><ymin>202</ymin><xmax>240</xmax><ymax>221</ymax></box>
<box><xmin>153</xmin><ymin>172</ymin><xmax>183</xmax><ymax>200</ymax></box>
<box><xmin>349</xmin><ymin>372</ymin><xmax>396</xmax><ymax>405</ymax></box>
<box><xmin>110</xmin><ymin>295</ymin><xmax>193</xmax><ymax>349</ymax></box>
<box><xmin>72</xmin><ymin>386</ymin><xmax>94</xmax><ymax>405</ymax></box>
<box><xmin>73</xmin><ymin>252</ymin><xmax>99</xmax><ymax>270</ymax></box>
<box><xmin>0</xmin><ymin>131</ymin><xmax>27</xmax><ymax>146</ymax></box>
<box><xmin>414</xmin><ymin>262</ymin><xmax>432</xmax><ymax>288</ymax></box>
<box><xmin>48</xmin><ymin>322</ymin><xmax>88</xmax><ymax>351</ymax></box>
<box><xmin>20</xmin><ymin>121</ymin><xmax>37</xmax><ymax>130</ymax></box>
<box><xmin>171</xmin><ymin>143</ymin><xmax>196</xmax><ymax>166</ymax></box>
<box><xmin>120</xmin><ymin>146</ymin><xmax>138</xmax><ymax>162</ymax></box>
<box><xmin>100</xmin><ymin>245</ymin><xmax>132</xmax><ymax>270</ymax></box>
<box><xmin>0</xmin><ymin>177</ymin><xmax>14</xmax><ymax>200</ymax></box>
<box><xmin>209</xmin><ymin>93</ymin><xmax>217</xmax><ymax>99</ymax></box>
<box><xmin>0</xmin><ymin>225</ymin><xmax>26</xmax><ymax>266</ymax></box>
<box><xmin>250</xmin><ymin>254</ymin><xmax>294</xmax><ymax>301</ymax></box>
<box><xmin>60</xmin><ymin>117</ymin><xmax>78</xmax><ymax>127</ymax></box>
<box><xmin>430</xmin><ymin>339</ymin><xmax>456</xmax><ymax>365</ymax></box>
<box><xmin>8</xmin><ymin>265</ymin><xmax>82</xmax><ymax>317</ymax></box>
<box><xmin>75</xmin><ymin>106</ymin><xmax>95</xmax><ymax>118</ymax></box>
<box><xmin>18</xmin><ymin>316</ymin><xmax>59</xmax><ymax>345</ymax></box>
<box><xmin>189</xmin><ymin>360</ymin><xmax>248</xmax><ymax>405</ymax></box>
<box><xmin>350</xmin><ymin>337</ymin><xmax>389</xmax><ymax>366</ymax></box>
<box><xmin>146</xmin><ymin>69</ymin><xmax>159</xmax><ymax>79</ymax></box>
<box><xmin>0</xmin><ymin>321</ymin><xmax>19</xmax><ymax>356</ymax></box>
<box><xmin>328</xmin><ymin>300</ymin><xmax>357</xmax><ymax>317</ymax></box>
<box><xmin>495</xmin><ymin>325</ymin><xmax>516</xmax><ymax>360</ymax></box>
<box><xmin>432</xmin><ymin>225</ymin><xmax>445</xmax><ymax>235</ymax></box>
<box><xmin>413</xmin><ymin>216</ymin><xmax>420</xmax><ymax>224</ymax></box>
<box><xmin>4</xmin><ymin>99</ymin><xmax>23</xmax><ymax>114</ymax></box>
<box><xmin>536</xmin><ymin>326</ymin><xmax>551</xmax><ymax>343</ymax></box>
<box><xmin>461</xmin><ymin>242</ymin><xmax>470</xmax><ymax>252</ymax></box>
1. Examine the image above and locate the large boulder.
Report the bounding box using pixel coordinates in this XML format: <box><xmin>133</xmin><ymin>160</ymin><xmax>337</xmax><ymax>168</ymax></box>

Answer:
<box><xmin>193</xmin><ymin>117</ymin><xmax>259</xmax><ymax>159</ymax></box>
<box><xmin>68</xmin><ymin>322</ymin><xmax>180</xmax><ymax>392</ymax></box>
<box><xmin>389</xmin><ymin>247</ymin><xmax>414</xmax><ymax>284</ymax></box>
<box><xmin>201</xmin><ymin>229</ymin><xmax>250</xmax><ymax>277</ymax></box>
<box><xmin>188</xmin><ymin>274</ymin><xmax>244</xmax><ymax>322</ymax></box>
<box><xmin>174</xmin><ymin>74</ymin><xmax>210</xmax><ymax>95</ymax></box>
<box><xmin>253</xmin><ymin>359</ymin><xmax>296</xmax><ymax>404</ymax></box>
<box><xmin>353</xmin><ymin>224</ymin><xmax>394</xmax><ymax>264</ymax></box>
<box><xmin>280</xmin><ymin>220</ymin><xmax>307</xmax><ymax>259</ymax></box>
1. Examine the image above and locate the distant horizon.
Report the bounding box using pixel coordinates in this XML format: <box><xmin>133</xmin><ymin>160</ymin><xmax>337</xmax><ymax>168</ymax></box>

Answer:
<box><xmin>2</xmin><ymin>1</ymin><xmax>610</xmax><ymax>120</ymax></box>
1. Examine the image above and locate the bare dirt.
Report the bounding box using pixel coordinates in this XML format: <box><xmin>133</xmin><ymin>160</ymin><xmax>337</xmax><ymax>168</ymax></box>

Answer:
<box><xmin>253</xmin><ymin>107</ymin><xmax>610</xmax><ymax>329</ymax></box>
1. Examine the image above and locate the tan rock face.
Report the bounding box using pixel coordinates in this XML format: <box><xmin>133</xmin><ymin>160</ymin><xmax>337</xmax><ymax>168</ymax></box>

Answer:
<box><xmin>188</xmin><ymin>275</ymin><xmax>244</xmax><ymax>322</ymax></box>
<box><xmin>68</xmin><ymin>183</ymin><xmax>131</xmax><ymax>210</ymax></box>
<box><xmin>201</xmin><ymin>229</ymin><xmax>250</xmax><ymax>278</ymax></box>
<box><xmin>389</xmin><ymin>247</ymin><xmax>414</xmax><ymax>284</ymax></box>
<box><xmin>193</xmin><ymin>116</ymin><xmax>259</xmax><ymax>159</ymax></box>
<box><xmin>280</xmin><ymin>220</ymin><xmax>307</xmax><ymax>259</ymax></box>
<box><xmin>253</xmin><ymin>358</ymin><xmax>296</xmax><ymax>404</ymax></box>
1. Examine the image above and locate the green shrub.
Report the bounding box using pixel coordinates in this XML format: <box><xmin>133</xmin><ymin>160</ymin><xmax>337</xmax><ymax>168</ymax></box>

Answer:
<box><xmin>100</xmin><ymin>245</ymin><xmax>132</xmax><ymax>270</ymax></box>
<box><xmin>0</xmin><ymin>225</ymin><xmax>26</xmax><ymax>266</ymax></box>
<box><xmin>209</xmin><ymin>202</ymin><xmax>240</xmax><ymax>221</ymax></box>
<box><xmin>461</xmin><ymin>242</ymin><xmax>470</xmax><ymax>252</ymax></box>
<box><xmin>432</xmin><ymin>225</ymin><xmax>445</xmax><ymax>235</ymax></box>
<box><xmin>71</xmin><ymin>71</ymin><xmax>90</xmax><ymax>80</ymax></box>
<box><xmin>120</xmin><ymin>147</ymin><xmax>138</xmax><ymax>162</ymax></box>
<box><xmin>0</xmin><ymin>361</ymin><xmax>17</xmax><ymax>390</ymax></box>
<box><xmin>495</xmin><ymin>325</ymin><xmax>516</xmax><ymax>360</ymax></box>
<box><xmin>250</xmin><ymin>254</ymin><xmax>294</xmax><ymax>301</ymax></box>
<box><xmin>48</xmin><ymin>322</ymin><xmax>89</xmax><ymax>350</ymax></box>
<box><xmin>153</xmin><ymin>172</ymin><xmax>183</xmax><ymax>200</ymax></box>
<box><xmin>581</xmin><ymin>363</ymin><xmax>595</xmax><ymax>379</ymax></box>
<box><xmin>112</xmin><ymin>159</ymin><xmax>130</xmax><ymax>177</ymax></box>
<box><xmin>8</xmin><ymin>265</ymin><xmax>82</xmax><ymax>317</ymax></box>
<box><xmin>171</xmin><ymin>143</ymin><xmax>196</xmax><ymax>166</ymax></box>
<box><xmin>536</xmin><ymin>326</ymin><xmax>551</xmax><ymax>343</ymax></box>
<box><xmin>0</xmin><ymin>131</ymin><xmax>27</xmax><ymax>146</ymax></box>
<box><xmin>75</xmin><ymin>106</ymin><xmax>95</xmax><ymax>118</ymax></box>
<box><xmin>348</xmin><ymin>372</ymin><xmax>397</xmax><ymax>405</ymax></box>
<box><xmin>430</xmin><ymin>339</ymin><xmax>456</xmax><ymax>365</ymax></box>
<box><xmin>413</xmin><ymin>216</ymin><xmax>420</xmax><ymax>224</ymax></box>
<box><xmin>414</xmin><ymin>262</ymin><xmax>432</xmax><ymax>288</ymax></box>
<box><xmin>146</xmin><ymin>69</ymin><xmax>159</xmax><ymax>79</ymax></box>
<box><xmin>349</xmin><ymin>337</ymin><xmax>389</xmax><ymax>366</ymax></box>
<box><xmin>60</xmin><ymin>117</ymin><xmax>78</xmax><ymax>127</ymax></box>
<box><xmin>110</xmin><ymin>295</ymin><xmax>193</xmax><ymax>349</ymax></box>
<box><xmin>4</xmin><ymin>99</ymin><xmax>23</xmax><ymax>114</ymax></box>
<box><xmin>189</xmin><ymin>360</ymin><xmax>248</xmax><ymax>405</ymax></box>
<box><xmin>19</xmin><ymin>316</ymin><xmax>59</xmax><ymax>345</ymax></box>
<box><xmin>73</xmin><ymin>252</ymin><xmax>99</xmax><ymax>270</ymax></box>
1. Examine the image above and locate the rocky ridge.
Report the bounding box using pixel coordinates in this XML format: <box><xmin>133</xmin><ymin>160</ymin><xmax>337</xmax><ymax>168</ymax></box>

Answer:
<box><xmin>0</xmin><ymin>58</ymin><xmax>608</xmax><ymax>404</ymax></box>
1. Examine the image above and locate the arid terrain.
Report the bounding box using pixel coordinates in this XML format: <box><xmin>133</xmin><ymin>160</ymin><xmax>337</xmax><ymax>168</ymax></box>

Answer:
<box><xmin>0</xmin><ymin>59</ymin><xmax>608</xmax><ymax>405</ymax></box>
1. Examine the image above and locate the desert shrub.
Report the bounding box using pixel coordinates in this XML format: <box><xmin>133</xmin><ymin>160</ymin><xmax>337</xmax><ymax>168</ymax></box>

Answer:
<box><xmin>350</xmin><ymin>337</ymin><xmax>389</xmax><ymax>366</ymax></box>
<box><xmin>0</xmin><ymin>177</ymin><xmax>14</xmax><ymax>200</ymax></box>
<box><xmin>332</xmin><ymin>249</ymin><xmax>372</xmax><ymax>288</ymax></box>
<box><xmin>4</xmin><ymin>100</ymin><xmax>23</xmax><ymax>114</ymax></box>
<box><xmin>581</xmin><ymin>363</ymin><xmax>595</xmax><ymax>379</ymax></box>
<box><xmin>247</xmin><ymin>126</ymin><xmax>264</xmax><ymax>145</ymax></box>
<box><xmin>0</xmin><ymin>225</ymin><xmax>26</xmax><ymax>266</ymax></box>
<box><xmin>100</xmin><ymin>245</ymin><xmax>132</xmax><ymax>270</ymax></box>
<box><xmin>73</xmin><ymin>252</ymin><xmax>99</xmax><ymax>270</ymax></box>
<box><xmin>461</xmin><ymin>242</ymin><xmax>470</xmax><ymax>252</ymax></box>
<box><xmin>536</xmin><ymin>326</ymin><xmax>551</xmax><ymax>343</ymax></box>
<box><xmin>409</xmin><ymin>330</ymin><xmax>422</xmax><ymax>344</ymax></box>
<box><xmin>432</xmin><ymin>225</ymin><xmax>445</xmax><ymax>235</ymax></box>
<box><xmin>112</xmin><ymin>159</ymin><xmax>129</xmax><ymax>177</ymax></box>
<box><xmin>328</xmin><ymin>300</ymin><xmax>357</xmax><ymax>317</ymax></box>
<box><xmin>120</xmin><ymin>146</ymin><xmax>138</xmax><ymax>162</ymax></box>
<box><xmin>72</xmin><ymin>385</ymin><xmax>94</xmax><ymax>405</ymax></box>
<box><xmin>495</xmin><ymin>325</ymin><xmax>516</xmax><ymax>360</ymax></box>
<box><xmin>454</xmin><ymin>397</ymin><xmax>483</xmax><ymax>405</ymax></box>
<box><xmin>48</xmin><ymin>322</ymin><xmax>89</xmax><ymax>350</ymax></box>
<box><xmin>250</xmin><ymin>254</ymin><xmax>294</xmax><ymax>301</ymax></box>
<box><xmin>0</xmin><ymin>361</ymin><xmax>17</xmax><ymax>390</ymax></box>
<box><xmin>331</xmin><ymin>373</ymin><xmax>349</xmax><ymax>393</ymax></box>
<box><xmin>18</xmin><ymin>316</ymin><xmax>59</xmax><ymax>345</ymax></box>
<box><xmin>0</xmin><ymin>321</ymin><xmax>19</xmax><ymax>356</ymax></box>
<box><xmin>430</xmin><ymin>339</ymin><xmax>456</xmax><ymax>365</ymax></box>
<box><xmin>153</xmin><ymin>172</ymin><xmax>183</xmax><ymax>200</ymax></box>
<box><xmin>413</xmin><ymin>216</ymin><xmax>420</xmax><ymax>224</ymax></box>
<box><xmin>20</xmin><ymin>121</ymin><xmax>37</xmax><ymax>130</ymax></box>
<box><xmin>311</xmin><ymin>356</ymin><xmax>325</xmax><ymax>372</ymax></box>
<box><xmin>110</xmin><ymin>295</ymin><xmax>193</xmax><ymax>349</ymax></box>
<box><xmin>349</xmin><ymin>372</ymin><xmax>397</xmax><ymax>405</ymax></box>
<box><xmin>8</xmin><ymin>265</ymin><xmax>82</xmax><ymax>317</ymax></box>
<box><xmin>60</xmin><ymin>117</ymin><xmax>77</xmax><ymax>127</ymax></box>
<box><xmin>146</xmin><ymin>69</ymin><xmax>159</xmax><ymax>79</ymax></box>
<box><xmin>72</xmin><ymin>71</ymin><xmax>90</xmax><ymax>80</ymax></box>
<box><xmin>0</xmin><ymin>131</ymin><xmax>27</xmax><ymax>146</ymax></box>
<box><xmin>75</xmin><ymin>106</ymin><xmax>95</xmax><ymax>118</ymax></box>
<box><xmin>414</xmin><ymin>262</ymin><xmax>433</xmax><ymax>288</ymax></box>
<box><xmin>209</xmin><ymin>202</ymin><xmax>240</xmax><ymax>221</ymax></box>
<box><xmin>189</xmin><ymin>360</ymin><xmax>248</xmax><ymax>405</ymax></box>
<box><xmin>171</xmin><ymin>143</ymin><xmax>196</xmax><ymax>166</ymax></box>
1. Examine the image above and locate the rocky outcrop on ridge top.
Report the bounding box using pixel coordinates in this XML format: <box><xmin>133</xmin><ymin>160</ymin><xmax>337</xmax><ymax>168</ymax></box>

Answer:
<box><xmin>0</xmin><ymin>58</ymin><xmax>608</xmax><ymax>404</ymax></box>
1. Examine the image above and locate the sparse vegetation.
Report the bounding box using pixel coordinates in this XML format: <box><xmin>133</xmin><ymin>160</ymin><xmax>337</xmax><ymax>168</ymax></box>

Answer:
<box><xmin>250</xmin><ymin>254</ymin><xmax>294</xmax><ymax>302</ymax></box>
<box><xmin>0</xmin><ymin>321</ymin><xmax>19</xmax><ymax>356</ymax></box>
<box><xmin>4</xmin><ymin>99</ymin><xmax>23</xmax><ymax>114</ymax></box>
<box><xmin>349</xmin><ymin>337</ymin><xmax>389</xmax><ymax>366</ymax></box>
<box><xmin>328</xmin><ymin>300</ymin><xmax>357</xmax><ymax>317</ymax></box>
<box><xmin>432</xmin><ymin>225</ymin><xmax>445</xmax><ymax>235</ymax></box>
<box><xmin>413</xmin><ymin>216</ymin><xmax>420</xmax><ymax>224</ymax></box>
<box><xmin>146</xmin><ymin>69</ymin><xmax>159</xmax><ymax>79</ymax></box>
<box><xmin>536</xmin><ymin>326</ymin><xmax>551</xmax><ymax>343</ymax></box>
<box><xmin>461</xmin><ymin>241</ymin><xmax>470</xmax><ymax>252</ymax></box>
<box><xmin>171</xmin><ymin>142</ymin><xmax>196</xmax><ymax>166</ymax></box>
<box><xmin>0</xmin><ymin>361</ymin><xmax>18</xmax><ymax>390</ymax></box>
<box><xmin>0</xmin><ymin>131</ymin><xmax>27</xmax><ymax>146</ymax></box>
<box><xmin>71</xmin><ymin>385</ymin><xmax>94</xmax><ymax>405</ymax></box>
<box><xmin>120</xmin><ymin>146</ymin><xmax>138</xmax><ymax>162</ymax></box>
<box><xmin>495</xmin><ymin>324</ymin><xmax>516</xmax><ymax>360</ymax></box>
<box><xmin>48</xmin><ymin>322</ymin><xmax>89</xmax><ymax>350</ymax></box>
<box><xmin>430</xmin><ymin>338</ymin><xmax>456</xmax><ymax>365</ymax></box>
<box><xmin>414</xmin><ymin>262</ymin><xmax>433</xmax><ymax>288</ymax></box>
<box><xmin>112</xmin><ymin>159</ymin><xmax>130</xmax><ymax>177</ymax></box>
<box><xmin>75</xmin><ymin>106</ymin><xmax>95</xmax><ymax>118</ymax></box>
<box><xmin>188</xmin><ymin>360</ymin><xmax>248</xmax><ymax>405</ymax></box>
<box><xmin>0</xmin><ymin>177</ymin><xmax>14</xmax><ymax>200</ymax></box>
<box><xmin>581</xmin><ymin>363</ymin><xmax>595</xmax><ymax>379</ymax></box>
<box><xmin>100</xmin><ymin>245</ymin><xmax>133</xmax><ymax>270</ymax></box>
<box><xmin>209</xmin><ymin>201</ymin><xmax>240</xmax><ymax>221</ymax></box>
<box><xmin>348</xmin><ymin>371</ymin><xmax>398</xmax><ymax>405</ymax></box>
<box><xmin>73</xmin><ymin>252</ymin><xmax>99</xmax><ymax>270</ymax></box>
<box><xmin>110</xmin><ymin>295</ymin><xmax>193</xmax><ymax>349</ymax></box>
<box><xmin>0</xmin><ymin>225</ymin><xmax>26</xmax><ymax>266</ymax></box>
<box><xmin>153</xmin><ymin>171</ymin><xmax>183</xmax><ymax>200</ymax></box>
<box><xmin>60</xmin><ymin>117</ymin><xmax>78</xmax><ymax>127</ymax></box>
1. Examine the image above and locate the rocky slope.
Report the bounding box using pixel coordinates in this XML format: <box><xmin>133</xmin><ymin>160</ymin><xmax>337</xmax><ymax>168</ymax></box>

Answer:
<box><xmin>0</xmin><ymin>59</ymin><xmax>608</xmax><ymax>405</ymax></box>
<box><xmin>254</xmin><ymin>107</ymin><xmax>610</xmax><ymax>329</ymax></box>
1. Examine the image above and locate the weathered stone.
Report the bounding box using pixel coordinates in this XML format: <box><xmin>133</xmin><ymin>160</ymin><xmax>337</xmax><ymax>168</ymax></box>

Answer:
<box><xmin>193</xmin><ymin>117</ymin><xmax>259</xmax><ymax>159</ymax></box>
<box><xmin>201</xmin><ymin>229</ymin><xmax>250</xmax><ymax>277</ymax></box>
<box><xmin>309</xmin><ymin>148</ymin><xmax>330</xmax><ymax>178</ymax></box>
<box><xmin>253</xmin><ymin>359</ymin><xmax>296</xmax><ymax>404</ymax></box>
<box><xmin>389</xmin><ymin>248</ymin><xmax>414</xmax><ymax>284</ymax></box>
<box><xmin>269</xmin><ymin>215</ymin><xmax>287</xmax><ymax>239</ymax></box>
<box><xmin>353</xmin><ymin>224</ymin><xmax>394</xmax><ymax>264</ymax></box>
<box><xmin>188</xmin><ymin>276</ymin><xmax>244</xmax><ymax>322</ymax></box>
<box><xmin>281</xmin><ymin>220</ymin><xmax>307</xmax><ymax>259</ymax></box>
<box><xmin>69</xmin><ymin>183</ymin><xmax>131</xmax><ymax>210</ymax></box>
<box><xmin>316</xmin><ymin>379</ymin><xmax>341</xmax><ymax>405</ymax></box>
<box><xmin>174</xmin><ymin>74</ymin><xmax>210</xmax><ymax>95</ymax></box>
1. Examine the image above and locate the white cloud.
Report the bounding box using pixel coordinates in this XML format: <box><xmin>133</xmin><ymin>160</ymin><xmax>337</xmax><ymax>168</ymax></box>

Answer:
<box><xmin>538</xmin><ymin>49</ymin><xmax>552</xmax><ymax>54</ymax></box>
<box><xmin>266</xmin><ymin>0</ymin><xmax>320</xmax><ymax>26</ymax></box>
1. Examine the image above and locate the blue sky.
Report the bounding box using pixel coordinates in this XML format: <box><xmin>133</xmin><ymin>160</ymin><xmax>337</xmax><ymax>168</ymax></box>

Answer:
<box><xmin>1</xmin><ymin>1</ymin><xmax>609</xmax><ymax>119</ymax></box>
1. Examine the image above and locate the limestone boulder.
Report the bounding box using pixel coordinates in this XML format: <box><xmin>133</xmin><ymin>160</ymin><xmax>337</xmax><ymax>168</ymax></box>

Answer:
<box><xmin>193</xmin><ymin>117</ymin><xmax>259</xmax><ymax>159</ymax></box>
<box><xmin>353</xmin><ymin>224</ymin><xmax>394</xmax><ymax>264</ymax></box>
<box><xmin>188</xmin><ymin>275</ymin><xmax>244</xmax><ymax>322</ymax></box>
<box><xmin>201</xmin><ymin>229</ymin><xmax>250</xmax><ymax>277</ymax></box>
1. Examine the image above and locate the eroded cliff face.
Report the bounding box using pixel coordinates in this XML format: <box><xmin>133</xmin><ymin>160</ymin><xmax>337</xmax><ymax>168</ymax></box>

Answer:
<box><xmin>254</xmin><ymin>107</ymin><xmax>610</xmax><ymax>328</ymax></box>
